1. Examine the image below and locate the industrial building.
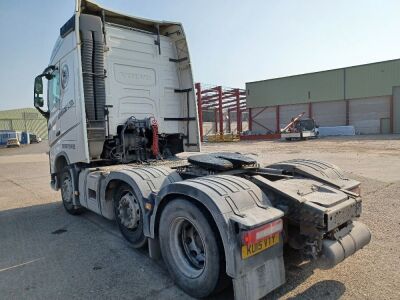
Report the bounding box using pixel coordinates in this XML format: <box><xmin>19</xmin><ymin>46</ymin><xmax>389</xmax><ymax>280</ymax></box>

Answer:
<box><xmin>246</xmin><ymin>59</ymin><xmax>400</xmax><ymax>135</ymax></box>
<box><xmin>0</xmin><ymin>108</ymin><xmax>47</xmax><ymax>139</ymax></box>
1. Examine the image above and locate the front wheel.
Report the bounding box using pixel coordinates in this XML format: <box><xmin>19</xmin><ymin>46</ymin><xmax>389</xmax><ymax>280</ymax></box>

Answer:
<box><xmin>60</xmin><ymin>168</ymin><xmax>84</xmax><ymax>215</ymax></box>
<box><xmin>159</xmin><ymin>199</ymin><xmax>228</xmax><ymax>298</ymax></box>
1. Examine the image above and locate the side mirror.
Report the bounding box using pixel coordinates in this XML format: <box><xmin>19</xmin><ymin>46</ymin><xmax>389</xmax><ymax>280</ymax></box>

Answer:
<box><xmin>34</xmin><ymin>76</ymin><xmax>44</xmax><ymax>108</ymax></box>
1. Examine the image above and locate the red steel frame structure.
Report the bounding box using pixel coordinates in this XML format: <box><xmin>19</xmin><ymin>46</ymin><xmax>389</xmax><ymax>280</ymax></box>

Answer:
<box><xmin>195</xmin><ymin>83</ymin><xmax>247</xmax><ymax>141</ymax></box>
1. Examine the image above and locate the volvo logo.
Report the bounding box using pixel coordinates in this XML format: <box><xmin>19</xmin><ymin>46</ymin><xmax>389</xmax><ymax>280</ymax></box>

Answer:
<box><xmin>61</xmin><ymin>64</ymin><xmax>69</xmax><ymax>89</ymax></box>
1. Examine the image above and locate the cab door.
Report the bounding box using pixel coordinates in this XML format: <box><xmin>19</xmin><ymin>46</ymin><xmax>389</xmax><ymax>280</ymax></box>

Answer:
<box><xmin>47</xmin><ymin>64</ymin><xmax>61</xmax><ymax>147</ymax></box>
<box><xmin>59</xmin><ymin>53</ymin><xmax>78</xmax><ymax>143</ymax></box>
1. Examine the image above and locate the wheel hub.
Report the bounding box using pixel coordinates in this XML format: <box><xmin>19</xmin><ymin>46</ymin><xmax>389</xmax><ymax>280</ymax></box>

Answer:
<box><xmin>181</xmin><ymin>223</ymin><xmax>205</xmax><ymax>269</ymax></box>
<box><xmin>61</xmin><ymin>175</ymin><xmax>73</xmax><ymax>203</ymax></box>
<box><xmin>169</xmin><ymin>218</ymin><xmax>206</xmax><ymax>278</ymax></box>
<box><xmin>117</xmin><ymin>193</ymin><xmax>140</xmax><ymax>229</ymax></box>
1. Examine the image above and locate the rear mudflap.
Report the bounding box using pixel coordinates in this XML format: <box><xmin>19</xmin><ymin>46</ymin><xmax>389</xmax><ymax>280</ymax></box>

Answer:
<box><xmin>233</xmin><ymin>255</ymin><xmax>285</xmax><ymax>300</ymax></box>
<box><xmin>230</xmin><ymin>209</ymin><xmax>285</xmax><ymax>300</ymax></box>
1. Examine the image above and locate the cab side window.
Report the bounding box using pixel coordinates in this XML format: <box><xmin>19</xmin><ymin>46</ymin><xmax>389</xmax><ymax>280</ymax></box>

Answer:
<box><xmin>48</xmin><ymin>68</ymin><xmax>60</xmax><ymax>110</ymax></box>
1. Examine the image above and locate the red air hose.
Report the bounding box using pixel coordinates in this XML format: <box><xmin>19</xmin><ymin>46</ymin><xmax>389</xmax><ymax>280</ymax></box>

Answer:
<box><xmin>151</xmin><ymin>119</ymin><xmax>159</xmax><ymax>157</ymax></box>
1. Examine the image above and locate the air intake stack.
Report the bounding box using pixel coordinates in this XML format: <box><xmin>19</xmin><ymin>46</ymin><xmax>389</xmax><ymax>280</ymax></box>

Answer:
<box><xmin>79</xmin><ymin>14</ymin><xmax>106</xmax><ymax>159</ymax></box>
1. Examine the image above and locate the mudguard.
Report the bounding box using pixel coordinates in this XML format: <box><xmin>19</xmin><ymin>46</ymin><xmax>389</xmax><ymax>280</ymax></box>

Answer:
<box><xmin>152</xmin><ymin>175</ymin><xmax>285</xmax><ymax>299</ymax></box>
<box><xmin>99</xmin><ymin>166</ymin><xmax>181</xmax><ymax>234</ymax></box>
<box><xmin>266</xmin><ymin>159</ymin><xmax>360</xmax><ymax>190</ymax></box>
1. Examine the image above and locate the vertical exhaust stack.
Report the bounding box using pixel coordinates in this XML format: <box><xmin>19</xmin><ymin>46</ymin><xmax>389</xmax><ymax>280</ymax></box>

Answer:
<box><xmin>79</xmin><ymin>14</ymin><xmax>106</xmax><ymax>159</ymax></box>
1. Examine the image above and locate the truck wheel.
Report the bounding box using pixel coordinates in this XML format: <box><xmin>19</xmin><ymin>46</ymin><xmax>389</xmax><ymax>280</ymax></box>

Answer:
<box><xmin>159</xmin><ymin>199</ymin><xmax>227</xmax><ymax>298</ymax></box>
<box><xmin>60</xmin><ymin>169</ymin><xmax>84</xmax><ymax>215</ymax></box>
<box><xmin>114</xmin><ymin>184</ymin><xmax>147</xmax><ymax>248</ymax></box>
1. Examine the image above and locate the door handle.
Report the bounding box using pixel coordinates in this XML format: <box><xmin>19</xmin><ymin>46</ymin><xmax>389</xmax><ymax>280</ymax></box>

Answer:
<box><xmin>56</xmin><ymin>130</ymin><xmax>61</xmax><ymax>137</ymax></box>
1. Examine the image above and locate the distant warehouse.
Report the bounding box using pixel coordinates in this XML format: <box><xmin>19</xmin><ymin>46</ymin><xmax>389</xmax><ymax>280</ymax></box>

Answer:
<box><xmin>0</xmin><ymin>108</ymin><xmax>47</xmax><ymax>139</ymax></box>
<box><xmin>246</xmin><ymin>59</ymin><xmax>400</xmax><ymax>134</ymax></box>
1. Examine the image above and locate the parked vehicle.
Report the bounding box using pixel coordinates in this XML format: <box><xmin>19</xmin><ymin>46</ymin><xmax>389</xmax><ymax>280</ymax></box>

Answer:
<box><xmin>281</xmin><ymin>112</ymin><xmax>319</xmax><ymax>141</ymax></box>
<box><xmin>30</xmin><ymin>134</ymin><xmax>42</xmax><ymax>143</ymax></box>
<box><xmin>6</xmin><ymin>138</ymin><xmax>20</xmax><ymax>148</ymax></box>
<box><xmin>0</xmin><ymin>130</ymin><xmax>21</xmax><ymax>145</ymax></box>
<box><xmin>33</xmin><ymin>1</ymin><xmax>371</xmax><ymax>299</ymax></box>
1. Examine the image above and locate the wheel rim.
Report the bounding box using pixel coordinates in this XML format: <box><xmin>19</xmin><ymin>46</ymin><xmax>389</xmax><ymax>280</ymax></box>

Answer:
<box><xmin>61</xmin><ymin>173</ymin><xmax>73</xmax><ymax>205</ymax></box>
<box><xmin>117</xmin><ymin>192</ymin><xmax>141</xmax><ymax>230</ymax></box>
<box><xmin>169</xmin><ymin>217</ymin><xmax>206</xmax><ymax>278</ymax></box>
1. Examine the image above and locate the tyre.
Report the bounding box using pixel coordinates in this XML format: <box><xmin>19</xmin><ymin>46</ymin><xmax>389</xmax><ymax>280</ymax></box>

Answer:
<box><xmin>159</xmin><ymin>199</ymin><xmax>228</xmax><ymax>298</ymax></box>
<box><xmin>114</xmin><ymin>184</ymin><xmax>147</xmax><ymax>248</ymax></box>
<box><xmin>60</xmin><ymin>168</ymin><xmax>84</xmax><ymax>215</ymax></box>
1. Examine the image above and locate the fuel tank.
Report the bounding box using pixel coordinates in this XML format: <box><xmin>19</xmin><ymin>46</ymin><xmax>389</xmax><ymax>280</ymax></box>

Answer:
<box><xmin>320</xmin><ymin>221</ymin><xmax>371</xmax><ymax>269</ymax></box>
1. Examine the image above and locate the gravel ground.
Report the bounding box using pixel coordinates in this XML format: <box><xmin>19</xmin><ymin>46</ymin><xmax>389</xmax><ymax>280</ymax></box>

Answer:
<box><xmin>0</xmin><ymin>136</ymin><xmax>399</xmax><ymax>299</ymax></box>
<box><xmin>203</xmin><ymin>135</ymin><xmax>400</xmax><ymax>300</ymax></box>
<box><xmin>0</xmin><ymin>143</ymin><xmax>47</xmax><ymax>156</ymax></box>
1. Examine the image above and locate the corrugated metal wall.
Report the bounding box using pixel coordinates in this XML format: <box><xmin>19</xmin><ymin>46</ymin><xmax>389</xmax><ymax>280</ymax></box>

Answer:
<box><xmin>313</xmin><ymin>101</ymin><xmax>346</xmax><ymax>126</ymax></box>
<box><xmin>393</xmin><ymin>86</ymin><xmax>400</xmax><ymax>133</ymax></box>
<box><xmin>346</xmin><ymin>60</ymin><xmax>400</xmax><ymax>99</ymax></box>
<box><xmin>247</xmin><ymin>69</ymin><xmax>344</xmax><ymax>107</ymax></box>
<box><xmin>245</xmin><ymin>58</ymin><xmax>400</xmax><ymax>135</ymax></box>
<box><xmin>279</xmin><ymin>104</ymin><xmax>309</xmax><ymax>129</ymax></box>
<box><xmin>248</xmin><ymin>96</ymin><xmax>391</xmax><ymax>134</ymax></box>
<box><xmin>246</xmin><ymin>59</ymin><xmax>400</xmax><ymax>108</ymax></box>
<box><xmin>349</xmin><ymin>96</ymin><xmax>390</xmax><ymax>134</ymax></box>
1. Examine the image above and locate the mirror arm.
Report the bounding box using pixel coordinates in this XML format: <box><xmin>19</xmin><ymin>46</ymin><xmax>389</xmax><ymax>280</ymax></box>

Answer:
<box><xmin>41</xmin><ymin>65</ymin><xmax>56</xmax><ymax>79</ymax></box>
<box><xmin>35</xmin><ymin>106</ymin><xmax>50</xmax><ymax>119</ymax></box>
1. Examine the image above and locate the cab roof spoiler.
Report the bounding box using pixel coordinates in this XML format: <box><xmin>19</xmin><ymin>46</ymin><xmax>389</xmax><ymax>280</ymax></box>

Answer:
<box><xmin>76</xmin><ymin>0</ymin><xmax>182</xmax><ymax>35</ymax></box>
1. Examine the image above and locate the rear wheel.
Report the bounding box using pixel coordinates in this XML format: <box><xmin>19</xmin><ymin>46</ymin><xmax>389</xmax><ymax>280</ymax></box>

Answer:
<box><xmin>114</xmin><ymin>184</ymin><xmax>147</xmax><ymax>248</ymax></box>
<box><xmin>159</xmin><ymin>199</ymin><xmax>228</xmax><ymax>298</ymax></box>
<box><xmin>60</xmin><ymin>168</ymin><xmax>84</xmax><ymax>215</ymax></box>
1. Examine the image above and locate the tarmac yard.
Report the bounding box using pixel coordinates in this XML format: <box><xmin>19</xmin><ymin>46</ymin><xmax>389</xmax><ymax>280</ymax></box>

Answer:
<box><xmin>0</xmin><ymin>136</ymin><xmax>399</xmax><ymax>299</ymax></box>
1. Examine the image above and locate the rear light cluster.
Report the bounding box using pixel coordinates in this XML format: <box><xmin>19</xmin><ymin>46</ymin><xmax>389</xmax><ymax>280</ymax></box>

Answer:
<box><xmin>242</xmin><ymin>219</ymin><xmax>283</xmax><ymax>246</ymax></box>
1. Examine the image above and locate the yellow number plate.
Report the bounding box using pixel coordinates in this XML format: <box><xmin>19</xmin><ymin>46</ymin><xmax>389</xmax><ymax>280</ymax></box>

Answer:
<box><xmin>241</xmin><ymin>233</ymin><xmax>280</xmax><ymax>259</ymax></box>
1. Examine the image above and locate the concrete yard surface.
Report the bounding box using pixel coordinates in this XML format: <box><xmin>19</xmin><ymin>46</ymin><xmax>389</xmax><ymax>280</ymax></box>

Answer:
<box><xmin>0</xmin><ymin>136</ymin><xmax>400</xmax><ymax>299</ymax></box>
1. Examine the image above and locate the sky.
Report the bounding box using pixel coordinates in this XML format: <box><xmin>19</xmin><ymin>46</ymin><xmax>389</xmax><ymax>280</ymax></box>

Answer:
<box><xmin>1</xmin><ymin>0</ymin><xmax>400</xmax><ymax>110</ymax></box>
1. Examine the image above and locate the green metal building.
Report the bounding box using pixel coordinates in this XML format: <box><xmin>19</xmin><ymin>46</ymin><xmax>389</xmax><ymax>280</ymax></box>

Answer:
<box><xmin>0</xmin><ymin>108</ymin><xmax>48</xmax><ymax>139</ymax></box>
<box><xmin>246</xmin><ymin>59</ymin><xmax>400</xmax><ymax>134</ymax></box>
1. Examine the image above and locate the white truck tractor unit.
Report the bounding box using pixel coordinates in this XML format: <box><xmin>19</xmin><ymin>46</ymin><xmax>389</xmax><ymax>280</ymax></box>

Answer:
<box><xmin>33</xmin><ymin>1</ymin><xmax>371</xmax><ymax>299</ymax></box>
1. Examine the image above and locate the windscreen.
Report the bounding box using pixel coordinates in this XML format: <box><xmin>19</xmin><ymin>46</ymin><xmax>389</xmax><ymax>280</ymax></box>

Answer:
<box><xmin>297</xmin><ymin>119</ymin><xmax>315</xmax><ymax>131</ymax></box>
